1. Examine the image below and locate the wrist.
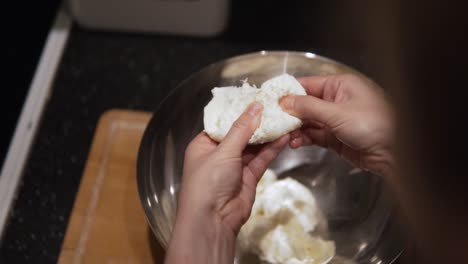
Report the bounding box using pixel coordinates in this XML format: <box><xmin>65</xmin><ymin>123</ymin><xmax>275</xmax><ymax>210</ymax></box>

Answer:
<box><xmin>165</xmin><ymin>208</ymin><xmax>236</xmax><ymax>264</ymax></box>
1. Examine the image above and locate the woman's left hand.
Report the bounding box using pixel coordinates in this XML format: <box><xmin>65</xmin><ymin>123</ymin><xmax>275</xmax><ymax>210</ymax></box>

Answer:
<box><xmin>165</xmin><ymin>102</ymin><xmax>289</xmax><ymax>264</ymax></box>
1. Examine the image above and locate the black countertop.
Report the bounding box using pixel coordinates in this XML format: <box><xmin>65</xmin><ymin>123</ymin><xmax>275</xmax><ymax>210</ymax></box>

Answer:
<box><xmin>0</xmin><ymin>1</ymin><xmax>382</xmax><ymax>262</ymax></box>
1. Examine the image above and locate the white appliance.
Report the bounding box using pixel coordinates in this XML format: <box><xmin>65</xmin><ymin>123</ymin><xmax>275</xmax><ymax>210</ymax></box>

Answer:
<box><xmin>69</xmin><ymin>0</ymin><xmax>231</xmax><ymax>36</ymax></box>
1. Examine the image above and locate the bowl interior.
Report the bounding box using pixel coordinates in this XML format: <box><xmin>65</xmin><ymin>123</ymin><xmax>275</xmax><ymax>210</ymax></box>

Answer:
<box><xmin>137</xmin><ymin>51</ymin><xmax>403</xmax><ymax>264</ymax></box>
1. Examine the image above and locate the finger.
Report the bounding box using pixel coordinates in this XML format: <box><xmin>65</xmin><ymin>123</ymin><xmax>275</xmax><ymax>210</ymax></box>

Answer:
<box><xmin>301</xmin><ymin>127</ymin><xmax>326</xmax><ymax>147</ymax></box>
<box><xmin>288</xmin><ymin>128</ymin><xmax>325</xmax><ymax>149</ymax></box>
<box><xmin>290</xmin><ymin>128</ymin><xmax>316</xmax><ymax>148</ymax></box>
<box><xmin>289</xmin><ymin>120</ymin><xmax>324</xmax><ymax>148</ymax></box>
<box><xmin>301</xmin><ymin>127</ymin><xmax>344</xmax><ymax>154</ymax></box>
<box><xmin>245</xmin><ymin>134</ymin><xmax>290</xmax><ymax>183</ymax></box>
<box><xmin>242</xmin><ymin>152</ymin><xmax>256</xmax><ymax>164</ymax></box>
<box><xmin>297</xmin><ymin>75</ymin><xmax>331</xmax><ymax>98</ymax></box>
<box><xmin>185</xmin><ymin>132</ymin><xmax>217</xmax><ymax>158</ymax></box>
<box><xmin>241</xmin><ymin>145</ymin><xmax>264</xmax><ymax>164</ymax></box>
<box><xmin>289</xmin><ymin>129</ymin><xmax>303</xmax><ymax>149</ymax></box>
<box><xmin>219</xmin><ymin>102</ymin><xmax>263</xmax><ymax>155</ymax></box>
<box><xmin>289</xmin><ymin>137</ymin><xmax>303</xmax><ymax>149</ymax></box>
<box><xmin>194</xmin><ymin>131</ymin><xmax>217</xmax><ymax>145</ymax></box>
<box><xmin>303</xmin><ymin>120</ymin><xmax>325</xmax><ymax>129</ymax></box>
<box><xmin>280</xmin><ymin>95</ymin><xmax>337</xmax><ymax>124</ymax></box>
<box><xmin>290</xmin><ymin>128</ymin><xmax>302</xmax><ymax>140</ymax></box>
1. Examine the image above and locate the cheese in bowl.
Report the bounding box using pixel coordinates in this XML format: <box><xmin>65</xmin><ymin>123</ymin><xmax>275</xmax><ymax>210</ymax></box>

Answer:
<box><xmin>238</xmin><ymin>169</ymin><xmax>335</xmax><ymax>264</ymax></box>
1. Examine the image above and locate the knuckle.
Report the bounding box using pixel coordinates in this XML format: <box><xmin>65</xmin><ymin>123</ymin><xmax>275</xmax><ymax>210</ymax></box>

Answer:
<box><xmin>232</xmin><ymin>120</ymin><xmax>246</xmax><ymax>131</ymax></box>
<box><xmin>232</xmin><ymin>115</ymin><xmax>250</xmax><ymax>130</ymax></box>
<box><xmin>285</xmin><ymin>96</ymin><xmax>296</xmax><ymax>110</ymax></box>
<box><xmin>329</xmin><ymin>75</ymin><xmax>346</xmax><ymax>89</ymax></box>
<box><xmin>340</xmin><ymin>74</ymin><xmax>362</xmax><ymax>85</ymax></box>
<box><xmin>294</xmin><ymin>97</ymin><xmax>309</xmax><ymax>114</ymax></box>
<box><xmin>326</xmin><ymin>74</ymin><xmax>360</xmax><ymax>99</ymax></box>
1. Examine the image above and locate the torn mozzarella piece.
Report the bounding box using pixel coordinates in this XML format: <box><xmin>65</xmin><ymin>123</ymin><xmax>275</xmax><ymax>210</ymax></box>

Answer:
<box><xmin>203</xmin><ymin>74</ymin><xmax>306</xmax><ymax>144</ymax></box>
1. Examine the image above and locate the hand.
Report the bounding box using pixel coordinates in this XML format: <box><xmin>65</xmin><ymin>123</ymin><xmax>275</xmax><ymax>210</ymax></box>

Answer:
<box><xmin>165</xmin><ymin>102</ymin><xmax>290</xmax><ymax>264</ymax></box>
<box><xmin>280</xmin><ymin>74</ymin><xmax>395</xmax><ymax>177</ymax></box>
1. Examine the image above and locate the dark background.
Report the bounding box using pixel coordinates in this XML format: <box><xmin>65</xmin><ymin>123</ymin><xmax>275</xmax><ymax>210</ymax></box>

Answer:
<box><xmin>1</xmin><ymin>1</ymin><xmax>61</xmax><ymax>167</ymax></box>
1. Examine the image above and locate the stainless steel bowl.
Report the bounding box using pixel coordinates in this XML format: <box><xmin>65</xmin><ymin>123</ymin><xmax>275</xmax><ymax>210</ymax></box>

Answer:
<box><xmin>137</xmin><ymin>51</ymin><xmax>403</xmax><ymax>264</ymax></box>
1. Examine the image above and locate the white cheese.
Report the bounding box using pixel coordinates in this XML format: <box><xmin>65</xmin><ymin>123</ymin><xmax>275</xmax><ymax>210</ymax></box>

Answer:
<box><xmin>238</xmin><ymin>169</ymin><xmax>335</xmax><ymax>264</ymax></box>
<box><xmin>203</xmin><ymin>74</ymin><xmax>306</xmax><ymax>144</ymax></box>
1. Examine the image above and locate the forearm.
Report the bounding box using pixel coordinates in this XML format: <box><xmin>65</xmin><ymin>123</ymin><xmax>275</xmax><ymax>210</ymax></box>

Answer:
<box><xmin>165</xmin><ymin>210</ymin><xmax>236</xmax><ymax>264</ymax></box>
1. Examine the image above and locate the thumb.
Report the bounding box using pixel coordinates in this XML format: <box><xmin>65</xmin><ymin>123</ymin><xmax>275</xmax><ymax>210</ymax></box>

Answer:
<box><xmin>219</xmin><ymin>102</ymin><xmax>263</xmax><ymax>155</ymax></box>
<box><xmin>280</xmin><ymin>95</ymin><xmax>337</xmax><ymax>124</ymax></box>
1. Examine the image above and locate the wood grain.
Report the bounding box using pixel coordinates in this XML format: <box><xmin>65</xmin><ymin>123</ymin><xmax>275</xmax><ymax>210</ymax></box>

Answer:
<box><xmin>58</xmin><ymin>109</ymin><xmax>165</xmax><ymax>264</ymax></box>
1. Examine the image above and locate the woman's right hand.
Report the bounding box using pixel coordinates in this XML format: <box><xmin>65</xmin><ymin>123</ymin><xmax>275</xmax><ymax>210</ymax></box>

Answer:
<box><xmin>280</xmin><ymin>74</ymin><xmax>395</xmax><ymax>177</ymax></box>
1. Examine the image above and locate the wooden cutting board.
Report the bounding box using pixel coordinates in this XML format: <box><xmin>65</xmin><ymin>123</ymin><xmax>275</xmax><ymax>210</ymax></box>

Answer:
<box><xmin>58</xmin><ymin>109</ymin><xmax>165</xmax><ymax>264</ymax></box>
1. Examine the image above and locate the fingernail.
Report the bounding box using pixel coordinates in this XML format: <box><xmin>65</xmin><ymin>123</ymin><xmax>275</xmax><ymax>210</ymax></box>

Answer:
<box><xmin>247</xmin><ymin>102</ymin><xmax>263</xmax><ymax>116</ymax></box>
<box><xmin>280</xmin><ymin>96</ymin><xmax>293</xmax><ymax>110</ymax></box>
